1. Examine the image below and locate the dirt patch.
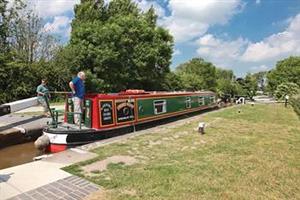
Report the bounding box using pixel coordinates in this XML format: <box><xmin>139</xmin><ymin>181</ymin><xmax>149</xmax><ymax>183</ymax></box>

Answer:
<box><xmin>84</xmin><ymin>189</ymin><xmax>107</xmax><ymax>200</ymax></box>
<box><xmin>82</xmin><ymin>155</ymin><xmax>138</xmax><ymax>173</ymax></box>
<box><xmin>148</xmin><ymin>140</ymin><xmax>162</xmax><ymax>147</ymax></box>
<box><xmin>121</xmin><ymin>189</ymin><xmax>137</xmax><ymax>196</ymax></box>
<box><xmin>181</xmin><ymin>146</ymin><xmax>189</xmax><ymax>151</ymax></box>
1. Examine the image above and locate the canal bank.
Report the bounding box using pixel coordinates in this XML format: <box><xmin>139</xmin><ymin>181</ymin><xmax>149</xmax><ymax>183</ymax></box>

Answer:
<box><xmin>0</xmin><ymin>115</ymin><xmax>47</xmax><ymax>149</ymax></box>
<box><xmin>0</xmin><ymin>105</ymin><xmax>66</xmax><ymax>171</ymax></box>
<box><xmin>0</xmin><ymin>148</ymin><xmax>99</xmax><ymax>200</ymax></box>
<box><xmin>0</xmin><ymin>105</ymin><xmax>65</xmax><ymax>149</ymax></box>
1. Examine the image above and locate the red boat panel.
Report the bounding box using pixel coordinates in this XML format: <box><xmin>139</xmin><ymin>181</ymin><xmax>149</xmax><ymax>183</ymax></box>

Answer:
<box><xmin>47</xmin><ymin>144</ymin><xmax>67</xmax><ymax>153</ymax></box>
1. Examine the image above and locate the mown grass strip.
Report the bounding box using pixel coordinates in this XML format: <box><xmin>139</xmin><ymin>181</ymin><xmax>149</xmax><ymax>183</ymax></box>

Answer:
<box><xmin>64</xmin><ymin>104</ymin><xmax>300</xmax><ymax>200</ymax></box>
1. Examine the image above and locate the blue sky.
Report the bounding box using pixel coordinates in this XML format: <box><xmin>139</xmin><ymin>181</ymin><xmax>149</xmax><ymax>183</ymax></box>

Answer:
<box><xmin>29</xmin><ymin>0</ymin><xmax>300</xmax><ymax>77</ymax></box>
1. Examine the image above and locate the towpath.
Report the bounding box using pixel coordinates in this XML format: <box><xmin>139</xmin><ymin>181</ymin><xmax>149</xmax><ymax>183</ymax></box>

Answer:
<box><xmin>0</xmin><ymin>148</ymin><xmax>98</xmax><ymax>200</ymax></box>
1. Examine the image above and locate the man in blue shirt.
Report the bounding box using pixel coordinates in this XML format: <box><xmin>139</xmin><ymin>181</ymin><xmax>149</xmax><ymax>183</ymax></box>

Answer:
<box><xmin>69</xmin><ymin>71</ymin><xmax>86</xmax><ymax>125</ymax></box>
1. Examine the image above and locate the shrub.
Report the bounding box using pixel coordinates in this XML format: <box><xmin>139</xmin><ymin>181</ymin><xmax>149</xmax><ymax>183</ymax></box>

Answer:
<box><xmin>274</xmin><ymin>82</ymin><xmax>299</xmax><ymax>100</ymax></box>
<box><xmin>290</xmin><ymin>95</ymin><xmax>300</xmax><ymax>118</ymax></box>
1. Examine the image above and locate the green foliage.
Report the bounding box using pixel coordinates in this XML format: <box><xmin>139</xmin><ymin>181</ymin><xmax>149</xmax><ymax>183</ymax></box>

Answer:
<box><xmin>0</xmin><ymin>0</ymin><xmax>9</xmax><ymax>53</ymax></box>
<box><xmin>69</xmin><ymin>0</ymin><xmax>173</xmax><ymax>92</ymax></box>
<box><xmin>244</xmin><ymin>73</ymin><xmax>258</xmax><ymax>99</ymax></box>
<box><xmin>233</xmin><ymin>74</ymin><xmax>258</xmax><ymax>99</ymax></box>
<box><xmin>290</xmin><ymin>95</ymin><xmax>300</xmax><ymax>118</ymax></box>
<box><xmin>267</xmin><ymin>56</ymin><xmax>300</xmax><ymax>94</ymax></box>
<box><xmin>234</xmin><ymin>82</ymin><xmax>247</xmax><ymax>96</ymax></box>
<box><xmin>161</xmin><ymin>72</ymin><xmax>183</xmax><ymax>91</ymax></box>
<box><xmin>0</xmin><ymin>0</ymin><xmax>61</xmax><ymax>104</ymax></box>
<box><xmin>252</xmin><ymin>71</ymin><xmax>267</xmax><ymax>92</ymax></box>
<box><xmin>216</xmin><ymin>79</ymin><xmax>236</xmax><ymax>97</ymax></box>
<box><xmin>215</xmin><ymin>68</ymin><xmax>236</xmax><ymax>97</ymax></box>
<box><xmin>274</xmin><ymin>82</ymin><xmax>299</xmax><ymax>100</ymax></box>
<box><xmin>176</xmin><ymin>58</ymin><xmax>216</xmax><ymax>91</ymax></box>
<box><xmin>216</xmin><ymin>68</ymin><xmax>235</xmax><ymax>81</ymax></box>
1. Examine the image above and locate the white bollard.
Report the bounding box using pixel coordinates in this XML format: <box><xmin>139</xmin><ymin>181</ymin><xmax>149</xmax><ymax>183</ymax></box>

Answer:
<box><xmin>34</xmin><ymin>134</ymin><xmax>50</xmax><ymax>151</ymax></box>
<box><xmin>198</xmin><ymin>122</ymin><xmax>205</xmax><ymax>134</ymax></box>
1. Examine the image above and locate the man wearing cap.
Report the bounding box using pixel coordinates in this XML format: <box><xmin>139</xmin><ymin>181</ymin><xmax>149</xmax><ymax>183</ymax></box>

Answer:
<box><xmin>69</xmin><ymin>71</ymin><xmax>86</xmax><ymax>125</ymax></box>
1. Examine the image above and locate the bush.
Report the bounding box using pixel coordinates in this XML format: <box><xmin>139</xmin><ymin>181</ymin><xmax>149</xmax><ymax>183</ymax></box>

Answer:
<box><xmin>290</xmin><ymin>95</ymin><xmax>300</xmax><ymax>118</ymax></box>
<box><xmin>275</xmin><ymin>82</ymin><xmax>299</xmax><ymax>100</ymax></box>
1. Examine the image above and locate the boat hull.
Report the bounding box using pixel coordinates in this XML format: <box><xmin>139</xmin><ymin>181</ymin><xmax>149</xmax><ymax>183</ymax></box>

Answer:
<box><xmin>43</xmin><ymin>125</ymin><xmax>135</xmax><ymax>152</ymax></box>
<box><xmin>43</xmin><ymin>105</ymin><xmax>218</xmax><ymax>153</ymax></box>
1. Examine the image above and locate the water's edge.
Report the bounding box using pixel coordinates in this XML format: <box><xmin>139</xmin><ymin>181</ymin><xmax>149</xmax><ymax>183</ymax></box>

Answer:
<box><xmin>0</xmin><ymin>142</ymin><xmax>39</xmax><ymax>170</ymax></box>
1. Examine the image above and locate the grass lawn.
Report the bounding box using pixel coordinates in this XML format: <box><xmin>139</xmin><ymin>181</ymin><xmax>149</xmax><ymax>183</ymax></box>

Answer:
<box><xmin>64</xmin><ymin>104</ymin><xmax>300</xmax><ymax>200</ymax></box>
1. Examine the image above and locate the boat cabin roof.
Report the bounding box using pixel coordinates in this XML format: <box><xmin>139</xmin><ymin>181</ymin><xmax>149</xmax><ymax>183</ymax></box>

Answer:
<box><xmin>85</xmin><ymin>90</ymin><xmax>215</xmax><ymax>100</ymax></box>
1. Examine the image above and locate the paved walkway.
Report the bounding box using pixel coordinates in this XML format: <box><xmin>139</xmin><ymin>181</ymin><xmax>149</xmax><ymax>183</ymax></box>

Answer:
<box><xmin>0</xmin><ymin>148</ymin><xmax>98</xmax><ymax>200</ymax></box>
<box><xmin>253</xmin><ymin>95</ymin><xmax>277</xmax><ymax>103</ymax></box>
<box><xmin>6</xmin><ymin>176</ymin><xmax>99</xmax><ymax>200</ymax></box>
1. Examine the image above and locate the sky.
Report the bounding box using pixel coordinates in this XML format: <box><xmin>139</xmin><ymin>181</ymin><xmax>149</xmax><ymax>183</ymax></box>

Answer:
<box><xmin>22</xmin><ymin>0</ymin><xmax>300</xmax><ymax>77</ymax></box>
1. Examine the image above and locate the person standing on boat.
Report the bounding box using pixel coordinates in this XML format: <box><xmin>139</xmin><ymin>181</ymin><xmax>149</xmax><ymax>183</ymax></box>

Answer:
<box><xmin>69</xmin><ymin>71</ymin><xmax>86</xmax><ymax>125</ymax></box>
<box><xmin>36</xmin><ymin>79</ymin><xmax>50</xmax><ymax>117</ymax></box>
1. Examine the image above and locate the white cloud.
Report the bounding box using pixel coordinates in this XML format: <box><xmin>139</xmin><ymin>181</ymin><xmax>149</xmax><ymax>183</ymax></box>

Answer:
<box><xmin>241</xmin><ymin>13</ymin><xmax>300</xmax><ymax>62</ymax></box>
<box><xmin>134</xmin><ymin>0</ymin><xmax>165</xmax><ymax>18</ymax></box>
<box><xmin>250</xmin><ymin>65</ymin><xmax>269</xmax><ymax>72</ymax></box>
<box><xmin>30</xmin><ymin>0</ymin><xmax>79</xmax><ymax>18</ymax></box>
<box><xmin>197</xmin><ymin>34</ymin><xmax>248</xmax><ymax>62</ymax></box>
<box><xmin>194</xmin><ymin>13</ymin><xmax>300</xmax><ymax>75</ymax></box>
<box><xmin>255</xmin><ymin>0</ymin><xmax>261</xmax><ymax>4</ymax></box>
<box><xmin>44</xmin><ymin>16</ymin><xmax>72</xmax><ymax>38</ymax></box>
<box><xmin>161</xmin><ymin>0</ymin><xmax>244</xmax><ymax>42</ymax></box>
<box><xmin>173</xmin><ymin>49</ymin><xmax>181</xmax><ymax>56</ymax></box>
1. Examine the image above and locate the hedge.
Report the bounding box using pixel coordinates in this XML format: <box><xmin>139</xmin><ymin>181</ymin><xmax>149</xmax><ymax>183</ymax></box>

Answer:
<box><xmin>290</xmin><ymin>95</ymin><xmax>300</xmax><ymax>118</ymax></box>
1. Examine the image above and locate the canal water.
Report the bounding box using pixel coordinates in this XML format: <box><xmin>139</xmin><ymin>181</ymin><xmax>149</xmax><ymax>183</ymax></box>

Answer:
<box><xmin>0</xmin><ymin>142</ymin><xmax>40</xmax><ymax>170</ymax></box>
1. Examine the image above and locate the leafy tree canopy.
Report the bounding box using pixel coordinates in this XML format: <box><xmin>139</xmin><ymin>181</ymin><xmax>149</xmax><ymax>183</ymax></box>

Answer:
<box><xmin>176</xmin><ymin>58</ymin><xmax>216</xmax><ymax>91</ymax></box>
<box><xmin>274</xmin><ymin>82</ymin><xmax>299</xmax><ymax>100</ymax></box>
<box><xmin>267</xmin><ymin>56</ymin><xmax>300</xmax><ymax>94</ymax></box>
<box><xmin>68</xmin><ymin>0</ymin><xmax>173</xmax><ymax>92</ymax></box>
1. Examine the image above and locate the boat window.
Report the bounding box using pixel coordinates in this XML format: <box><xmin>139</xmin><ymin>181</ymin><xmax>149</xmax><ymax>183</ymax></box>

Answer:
<box><xmin>198</xmin><ymin>96</ymin><xmax>204</xmax><ymax>106</ymax></box>
<box><xmin>210</xmin><ymin>96</ymin><xmax>215</xmax><ymax>103</ymax></box>
<box><xmin>186</xmin><ymin>97</ymin><xmax>191</xmax><ymax>108</ymax></box>
<box><xmin>154</xmin><ymin>100</ymin><xmax>166</xmax><ymax>114</ymax></box>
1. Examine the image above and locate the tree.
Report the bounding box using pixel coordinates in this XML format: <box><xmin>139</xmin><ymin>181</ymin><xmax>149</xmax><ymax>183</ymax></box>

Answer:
<box><xmin>69</xmin><ymin>0</ymin><xmax>173</xmax><ymax>92</ymax></box>
<box><xmin>0</xmin><ymin>0</ymin><xmax>9</xmax><ymax>53</ymax></box>
<box><xmin>8</xmin><ymin>2</ymin><xmax>58</xmax><ymax>63</ymax></box>
<box><xmin>0</xmin><ymin>0</ymin><xmax>12</xmax><ymax>103</ymax></box>
<box><xmin>0</xmin><ymin>0</ymin><xmax>60</xmax><ymax>103</ymax></box>
<box><xmin>274</xmin><ymin>82</ymin><xmax>299</xmax><ymax>100</ymax></box>
<box><xmin>215</xmin><ymin>68</ymin><xmax>236</xmax><ymax>97</ymax></box>
<box><xmin>216</xmin><ymin>79</ymin><xmax>237</xmax><ymax>97</ymax></box>
<box><xmin>176</xmin><ymin>58</ymin><xmax>216</xmax><ymax>91</ymax></box>
<box><xmin>252</xmin><ymin>71</ymin><xmax>267</xmax><ymax>92</ymax></box>
<box><xmin>161</xmin><ymin>72</ymin><xmax>183</xmax><ymax>91</ymax></box>
<box><xmin>290</xmin><ymin>95</ymin><xmax>300</xmax><ymax>118</ymax></box>
<box><xmin>216</xmin><ymin>68</ymin><xmax>235</xmax><ymax>81</ymax></box>
<box><xmin>267</xmin><ymin>56</ymin><xmax>300</xmax><ymax>94</ymax></box>
<box><xmin>234</xmin><ymin>74</ymin><xmax>258</xmax><ymax>99</ymax></box>
<box><xmin>244</xmin><ymin>73</ymin><xmax>258</xmax><ymax>100</ymax></box>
